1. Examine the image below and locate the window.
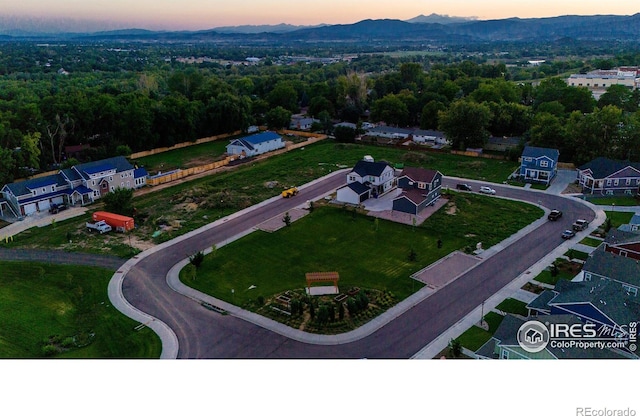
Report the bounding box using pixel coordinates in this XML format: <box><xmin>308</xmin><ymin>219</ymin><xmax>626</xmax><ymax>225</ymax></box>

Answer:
<box><xmin>540</xmin><ymin>161</ymin><xmax>549</xmax><ymax>168</ymax></box>
<box><xmin>51</xmin><ymin>186</ymin><xmax>55</xmax><ymax>192</ymax></box>
<box><xmin>606</xmin><ymin>179</ymin><xmax>612</xmax><ymax>186</ymax></box>
<box><xmin>524</xmin><ymin>157</ymin><xmax>532</xmax><ymax>162</ymax></box>
<box><xmin>626</xmin><ymin>179</ymin><xmax>631</xmax><ymax>185</ymax></box>
<box><xmin>42</xmin><ymin>187</ymin><xmax>46</xmax><ymax>193</ymax></box>
<box><xmin>501</xmin><ymin>349</ymin><xmax>509</xmax><ymax>359</ymax></box>
<box><xmin>110</xmin><ymin>177</ymin><xmax>113</xmax><ymax>181</ymax></box>
<box><xmin>418</xmin><ymin>182</ymin><xmax>426</xmax><ymax>189</ymax></box>
<box><xmin>584</xmin><ymin>273</ymin><xmax>592</xmax><ymax>281</ymax></box>
<box><xmin>92</xmin><ymin>180</ymin><xmax>95</xmax><ymax>186</ymax></box>
<box><xmin>614</xmin><ymin>179</ymin><xmax>619</xmax><ymax>186</ymax></box>
<box><xmin>624</xmin><ymin>285</ymin><xmax>638</xmax><ymax>296</ymax></box>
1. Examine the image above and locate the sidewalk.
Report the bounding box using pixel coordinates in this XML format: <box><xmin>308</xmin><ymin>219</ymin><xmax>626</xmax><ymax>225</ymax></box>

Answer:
<box><xmin>410</xmin><ymin>203</ymin><xmax>607</xmax><ymax>359</ymax></box>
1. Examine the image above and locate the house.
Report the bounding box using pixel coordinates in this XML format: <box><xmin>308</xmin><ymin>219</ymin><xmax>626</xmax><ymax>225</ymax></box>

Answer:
<box><xmin>601</xmin><ymin>228</ymin><xmax>640</xmax><ymax>261</ymax></box>
<box><xmin>519</xmin><ymin>146</ymin><xmax>559</xmax><ymax>185</ymax></box>
<box><xmin>336</xmin><ymin>157</ymin><xmax>396</xmax><ymax>204</ymax></box>
<box><xmin>289</xmin><ymin>117</ymin><xmax>319</xmax><ymax>131</ymax></box>
<box><xmin>1</xmin><ymin>156</ymin><xmax>145</xmax><ymax>217</ymax></box>
<box><xmin>392</xmin><ymin>167</ymin><xmax>443</xmax><ymax>215</ymax></box>
<box><xmin>365</xmin><ymin>126</ymin><xmax>413</xmax><ymax>141</ymax></box>
<box><xmin>475</xmin><ymin>314</ymin><xmax>628</xmax><ymax>359</ymax></box>
<box><xmin>225</xmin><ymin>131</ymin><xmax>285</xmax><ymax>158</ymax></box>
<box><xmin>411</xmin><ymin>130</ymin><xmax>449</xmax><ymax>146</ymax></box>
<box><xmin>577</xmin><ymin>157</ymin><xmax>640</xmax><ymax>195</ymax></box>
<box><xmin>579</xmin><ymin>246</ymin><xmax>640</xmax><ymax>297</ymax></box>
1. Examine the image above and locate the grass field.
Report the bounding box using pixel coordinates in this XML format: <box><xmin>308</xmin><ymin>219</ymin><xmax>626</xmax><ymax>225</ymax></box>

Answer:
<box><xmin>579</xmin><ymin>236</ymin><xmax>603</xmax><ymax>247</ymax></box>
<box><xmin>183</xmin><ymin>194</ymin><xmax>542</xmax><ymax>308</ymax></box>
<box><xmin>0</xmin><ymin>261</ymin><xmax>161</xmax><ymax>358</ymax></box>
<box><xmin>134</xmin><ymin>139</ymin><xmax>230</xmax><ymax>173</ymax></box>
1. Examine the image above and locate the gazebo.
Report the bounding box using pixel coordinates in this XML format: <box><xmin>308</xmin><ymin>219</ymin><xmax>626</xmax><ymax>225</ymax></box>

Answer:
<box><xmin>305</xmin><ymin>272</ymin><xmax>340</xmax><ymax>295</ymax></box>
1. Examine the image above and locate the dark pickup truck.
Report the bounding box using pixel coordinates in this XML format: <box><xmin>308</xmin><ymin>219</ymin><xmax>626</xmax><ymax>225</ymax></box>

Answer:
<box><xmin>49</xmin><ymin>203</ymin><xmax>68</xmax><ymax>214</ymax></box>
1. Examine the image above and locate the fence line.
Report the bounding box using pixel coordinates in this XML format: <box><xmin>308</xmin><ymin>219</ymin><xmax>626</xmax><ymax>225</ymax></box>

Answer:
<box><xmin>129</xmin><ymin>131</ymin><xmax>241</xmax><ymax>159</ymax></box>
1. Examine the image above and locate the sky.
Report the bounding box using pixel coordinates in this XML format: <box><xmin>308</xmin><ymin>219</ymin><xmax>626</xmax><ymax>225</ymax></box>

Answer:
<box><xmin>1</xmin><ymin>0</ymin><xmax>639</xmax><ymax>32</ymax></box>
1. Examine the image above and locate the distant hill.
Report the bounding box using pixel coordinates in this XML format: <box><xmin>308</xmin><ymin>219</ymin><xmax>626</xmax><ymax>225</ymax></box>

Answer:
<box><xmin>405</xmin><ymin>13</ymin><xmax>475</xmax><ymax>24</ymax></box>
<box><xmin>2</xmin><ymin>14</ymin><xmax>640</xmax><ymax>44</ymax></box>
<box><xmin>211</xmin><ymin>23</ymin><xmax>326</xmax><ymax>34</ymax></box>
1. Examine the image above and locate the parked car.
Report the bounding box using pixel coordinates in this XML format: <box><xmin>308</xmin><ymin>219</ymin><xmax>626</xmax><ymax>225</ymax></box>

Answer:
<box><xmin>572</xmin><ymin>219</ymin><xmax>589</xmax><ymax>231</ymax></box>
<box><xmin>456</xmin><ymin>183</ymin><xmax>472</xmax><ymax>191</ymax></box>
<box><xmin>49</xmin><ymin>203</ymin><xmax>68</xmax><ymax>214</ymax></box>
<box><xmin>479</xmin><ymin>186</ymin><xmax>496</xmax><ymax>195</ymax></box>
<box><xmin>547</xmin><ymin>210</ymin><xmax>562</xmax><ymax>221</ymax></box>
<box><xmin>561</xmin><ymin>229</ymin><xmax>576</xmax><ymax>239</ymax></box>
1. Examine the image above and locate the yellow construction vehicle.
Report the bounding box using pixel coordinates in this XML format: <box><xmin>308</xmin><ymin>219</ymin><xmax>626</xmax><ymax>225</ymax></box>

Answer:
<box><xmin>281</xmin><ymin>187</ymin><xmax>299</xmax><ymax>198</ymax></box>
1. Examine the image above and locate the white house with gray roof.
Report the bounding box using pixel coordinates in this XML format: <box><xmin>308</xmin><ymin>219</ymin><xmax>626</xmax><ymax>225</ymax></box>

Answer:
<box><xmin>226</xmin><ymin>131</ymin><xmax>285</xmax><ymax>158</ymax></box>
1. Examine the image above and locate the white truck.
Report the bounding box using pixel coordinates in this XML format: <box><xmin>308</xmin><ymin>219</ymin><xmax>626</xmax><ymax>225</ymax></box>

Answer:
<box><xmin>86</xmin><ymin>220</ymin><xmax>112</xmax><ymax>234</ymax></box>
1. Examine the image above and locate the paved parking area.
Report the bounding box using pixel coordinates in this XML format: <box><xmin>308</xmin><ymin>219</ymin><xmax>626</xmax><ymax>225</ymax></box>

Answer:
<box><xmin>411</xmin><ymin>250</ymin><xmax>482</xmax><ymax>289</ymax></box>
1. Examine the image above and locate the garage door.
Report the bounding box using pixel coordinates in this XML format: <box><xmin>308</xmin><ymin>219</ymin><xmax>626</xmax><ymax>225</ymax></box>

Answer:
<box><xmin>37</xmin><ymin>200</ymin><xmax>51</xmax><ymax>212</ymax></box>
<box><xmin>23</xmin><ymin>203</ymin><xmax>37</xmax><ymax>215</ymax></box>
<box><xmin>52</xmin><ymin>196</ymin><xmax>64</xmax><ymax>205</ymax></box>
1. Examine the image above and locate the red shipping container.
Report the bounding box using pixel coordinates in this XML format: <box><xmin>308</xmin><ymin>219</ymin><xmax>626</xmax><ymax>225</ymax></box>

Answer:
<box><xmin>92</xmin><ymin>211</ymin><xmax>135</xmax><ymax>232</ymax></box>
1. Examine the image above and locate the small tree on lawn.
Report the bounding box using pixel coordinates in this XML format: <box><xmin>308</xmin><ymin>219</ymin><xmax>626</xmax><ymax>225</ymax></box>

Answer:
<box><xmin>408</xmin><ymin>248</ymin><xmax>417</xmax><ymax>262</ymax></box>
<box><xmin>448</xmin><ymin>338</ymin><xmax>462</xmax><ymax>358</ymax></box>
<box><xmin>189</xmin><ymin>251</ymin><xmax>205</xmax><ymax>268</ymax></box>
<box><xmin>102</xmin><ymin>187</ymin><xmax>135</xmax><ymax>216</ymax></box>
<box><xmin>283</xmin><ymin>212</ymin><xmax>291</xmax><ymax>227</ymax></box>
<box><xmin>550</xmin><ymin>263</ymin><xmax>559</xmax><ymax>277</ymax></box>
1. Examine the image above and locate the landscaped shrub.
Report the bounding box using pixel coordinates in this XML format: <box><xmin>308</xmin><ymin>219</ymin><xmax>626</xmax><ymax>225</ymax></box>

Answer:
<box><xmin>338</xmin><ymin>303</ymin><xmax>345</xmax><ymax>320</ymax></box>
<box><xmin>346</xmin><ymin>298</ymin><xmax>357</xmax><ymax>315</ymax></box>
<box><xmin>189</xmin><ymin>251</ymin><xmax>205</xmax><ymax>268</ymax></box>
<box><xmin>257</xmin><ymin>296</ymin><xmax>264</xmax><ymax>306</ymax></box>
<box><xmin>42</xmin><ymin>345</ymin><xmax>58</xmax><ymax>357</ymax></box>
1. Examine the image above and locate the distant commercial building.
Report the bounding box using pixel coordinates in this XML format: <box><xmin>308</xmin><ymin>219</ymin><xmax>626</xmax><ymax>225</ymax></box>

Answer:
<box><xmin>567</xmin><ymin>67</ymin><xmax>640</xmax><ymax>100</ymax></box>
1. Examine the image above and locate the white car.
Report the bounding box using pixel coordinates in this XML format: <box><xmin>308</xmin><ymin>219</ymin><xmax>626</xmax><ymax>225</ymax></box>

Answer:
<box><xmin>479</xmin><ymin>186</ymin><xmax>496</xmax><ymax>195</ymax></box>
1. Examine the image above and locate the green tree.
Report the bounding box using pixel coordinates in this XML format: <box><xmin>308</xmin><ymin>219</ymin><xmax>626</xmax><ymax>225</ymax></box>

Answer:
<box><xmin>438</xmin><ymin>100</ymin><xmax>491</xmax><ymax>150</ymax></box>
<box><xmin>20</xmin><ymin>132</ymin><xmax>41</xmax><ymax>170</ymax></box>
<box><xmin>333</xmin><ymin>125</ymin><xmax>356</xmax><ymax>143</ymax></box>
<box><xmin>370</xmin><ymin>94</ymin><xmax>409</xmax><ymax>126</ymax></box>
<box><xmin>189</xmin><ymin>251</ymin><xmax>205</xmax><ymax>269</ymax></box>
<box><xmin>0</xmin><ymin>146</ymin><xmax>16</xmax><ymax>185</ymax></box>
<box><xmin>267</xmin><ymin>82</ymin><xmax>299</xmax><ymax>113</ymax></box>
<box><xmin>102</xmin><ymin>188</ymin><xmax>134</xmax><ymax>216</ymax></box>
<box><xmin>265</xmin><ymin>106</ymin><xmax>292</xmax><ymax>130</ymax></box>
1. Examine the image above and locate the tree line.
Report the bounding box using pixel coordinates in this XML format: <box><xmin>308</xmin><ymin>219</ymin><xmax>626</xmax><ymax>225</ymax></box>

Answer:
<box><xmin>2</xmin><ymin>42</ymin><xmax>640</xmax><ymax>186</ymax></box>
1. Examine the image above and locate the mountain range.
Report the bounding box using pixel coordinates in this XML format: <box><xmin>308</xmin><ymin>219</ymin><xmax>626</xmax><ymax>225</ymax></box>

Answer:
<box><xmin>1</xmin><ymin>13</ymin><xmax>639</xmax><ymax>44</ymax></box>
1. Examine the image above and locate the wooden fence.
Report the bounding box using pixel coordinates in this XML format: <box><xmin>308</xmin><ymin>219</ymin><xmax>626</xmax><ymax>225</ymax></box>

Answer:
<box><xmin>129</xmin><ymin>131</ymin><xmax>241</xmax><ymax>159</ymax></box>
<box><xmin>146</xmin><ymin>155</ymin><xmax>238</xmax><ymax>186</ymax></box>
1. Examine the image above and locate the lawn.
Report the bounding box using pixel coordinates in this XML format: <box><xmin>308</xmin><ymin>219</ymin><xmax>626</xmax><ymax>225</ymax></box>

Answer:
<box><xmin>534</xmin><ymin>258</ymin><xmax>581</xmax><ymax>285</ymax></box>
<box><xmin>586</xmin><ymin>196</ymin><xmax>640</xmax><ymax>207</ymax></box>
<box><xmin>0</xmin><ymin>261</ymin><xmax>161</xmax><ymax>358</ymax></box>
<box><xmin>456</xmin><ymin>325</ymin><xmax>492</xmax><ymax>352</ymax></box>
<box><xmin>483</xmin><ymin>311</ymin><xmax>505</xmax><ymax>334</ymax></box>
<box><xmin>579</xmin><ymin>236</ymin><xmax>603</xmax><ymax>247</ymax></box>
<box><xmin>183</xmin><ymin>194</ymin><xmax>542</xmax><ymax>311</ymax></box>
<box><xmin>134</xmin><ymin>139</ymin><xmax>231</xmax><ymax>174</ymax></box>
<box><xmin>604</xmin><ymin>211</ymin><xmax>635</xmax><ymax>229</ymax></box>
<box><xmin>495</xmin><ymin>298</ymin><xmax>528</xmax><ymax>316</ymax></box>
<box><xmin>564</xmin><ymin>249</ymin><xmax>589</xmax><ymax>261</ymax></box>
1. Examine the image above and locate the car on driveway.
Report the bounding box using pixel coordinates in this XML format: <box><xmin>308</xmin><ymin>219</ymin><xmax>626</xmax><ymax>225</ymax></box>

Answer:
<box><xmin>548</xmin><ymin>210</ymin><xmax>562</xmax><ymax>221</ymax></box>
<box><xmin>49</xmin><ymin>203</ymin><xmax>68</xmax><ymax>214</ymax></box>
<box><xmin>561</xmin><ymin>229</ymin><xmax>576</xmax><ymax>239</ymax></box>
<box><xmin>456</xmin><ymin>183</ymin><xmax>472</xmax><ymax>191</ymax></box>
<box><xmin>479</xmin><ymin>186</ymin><xmax>496</xmax><ymax>195</ymax></box>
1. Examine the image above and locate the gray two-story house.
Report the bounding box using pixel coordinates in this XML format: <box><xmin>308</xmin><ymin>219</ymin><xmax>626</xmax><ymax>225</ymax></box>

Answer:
<box><xmin>577</xmin><ymin>157</ymin><xmax>640</xmax><ymax>195</ymax></box>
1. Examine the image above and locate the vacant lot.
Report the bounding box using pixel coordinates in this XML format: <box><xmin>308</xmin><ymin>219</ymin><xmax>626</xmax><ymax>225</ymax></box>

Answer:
<box><xmin>182</xmin><ymin>195</ymin><xmax>542</xmax><ymax>327</ymax></box>
<box><xmin>0</xmin><ymin>261</ymin><xmax>161</xmax><ymax>358</ymax></box>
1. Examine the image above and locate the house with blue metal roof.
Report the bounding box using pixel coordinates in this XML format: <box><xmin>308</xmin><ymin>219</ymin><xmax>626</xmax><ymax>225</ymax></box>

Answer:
<box><xmin>1</xmin><ymin>156</ymin><xmax>146</xmax><ymax>218</ymax></box>
<box><xmin>519</xmin><ymin>146</ymin><xmax>559</xmax><ymax>185</ymax></box>
<box><xmin>577</xmin><ymin>157</ymin><xmax>640</xmax><ymax>195</ymax></box>
<box><xmin>225</xmin><ymin>131</ymin><xmax>285</xmax><ymax>158</ymax></box>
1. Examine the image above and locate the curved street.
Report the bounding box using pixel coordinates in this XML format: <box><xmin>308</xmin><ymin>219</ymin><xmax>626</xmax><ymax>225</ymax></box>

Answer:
<box><xmin>112</xmin><ymin>172</ymin><xmax>597</xmax><ymax>358</ymax></box>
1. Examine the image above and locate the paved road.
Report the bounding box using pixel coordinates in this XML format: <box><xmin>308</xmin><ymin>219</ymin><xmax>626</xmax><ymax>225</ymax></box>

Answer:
<box><xmin>119</xmin><ymin>174</ymin><xmax>596</xmax><ymax>358</ymax></box>
<box><xmin>0</xmin><ymin>247</ymin><xmax>126</xmax><ymax>270</ymax></box>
